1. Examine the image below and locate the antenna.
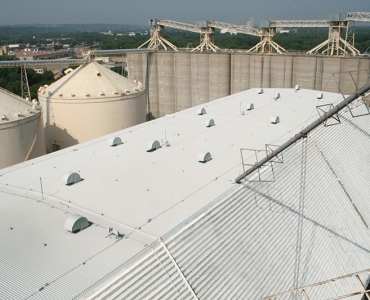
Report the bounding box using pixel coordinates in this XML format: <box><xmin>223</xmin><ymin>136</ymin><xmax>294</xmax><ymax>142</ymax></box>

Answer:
<box><xmin>40</xmin><ymin>177</ymin><xmax>44</xmax><ymax>200</ymax></box>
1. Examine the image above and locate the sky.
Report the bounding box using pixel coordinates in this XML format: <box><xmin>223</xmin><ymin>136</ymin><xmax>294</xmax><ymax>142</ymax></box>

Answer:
<box><xmin>0</xmin><ymin>0</ymin><xmax>368</xmax><ymax>26</ymax></box>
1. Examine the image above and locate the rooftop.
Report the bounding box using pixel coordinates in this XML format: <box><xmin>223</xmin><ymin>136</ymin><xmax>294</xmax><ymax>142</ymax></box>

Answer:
<box><xmin>0</xmin><ymin>87</ymin><xmax>346</xmax><ymax>299</ymax></box>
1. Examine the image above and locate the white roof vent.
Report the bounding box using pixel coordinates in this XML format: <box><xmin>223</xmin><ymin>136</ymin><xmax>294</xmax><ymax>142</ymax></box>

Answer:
<box><xmin>64</xmin><ymin>214</ymin><xmax>89</xmax><ymax>233</ymax></box>
<box><xmin>63</xmin><ymin>172</ymin><xmax>81</xmax><ymax>185</ymax></box>
<box><xmin>58</xmin><ymin>93</ymin><xmax>63</xmax><ymax>97</ymax></box>
<box><xmin>247</xmin><ymin>103</ymin><xmax>254</xmax><ymax>110</ymax></box>
<box><xmin>197</xmin><ymin>152</ymin><xmax>212</xmax><ymax>163</ymax></box>
<box><xmin>271</xmin><ymin>116</ymin><xmax>280</xmax><ymax>124</ymax></box>
<box><xmin>317</xmin><ymin>92</ymin><xmax>323</xmax><ymax>99</ymax></box>
<box><xmin>32</xmin><ymin>103</ymin><xmax>41</xmax><ymax>111</ymax></box>
<box><xmin>108</xmin><ymin>137</ymin><xmax>123</xmax><ymax>147</ymax></box>
<box><xmin>85</xmin><ymin>93</ymin><xmax>90</xmax><ymax>97</ymax></box>
<box><xmin>1</xmin><ymin>115</ymin><xmax>7</xmax><ymax>121</ymax></box>
<box><xmin>96</xmin><ymin>70</ymin><xmax>101</xmax><ymax>76</ymax></box>
<box><xmin>197</xmin><ymin>107</ymin><xmax>207</xmax><ymax>115</ymax></box>
<box><xmin>258</xmin><ymin>88</ymin><xmax>264</xmax><ymax>94</ymax></box>
<box><xmin>295</xmin><ymin>85</ymin><xmax>300</xmax><ymax>91</ymax></box>
<box><xmin>205</xmin><ymin>119</ymin><xmax>215</xmax><ymax>127</ymax></box>
<box><xmin>113</xmin><ymin>91</ymin><xmax>119</xmax><ymax>95</ymax></box>
<box><xmin>71</xmin><ymin>93</ymin><xmax>75</xmax><ymax>97</ymax></box>
<box><xmin>100</xmin><ymin>91</ymin><xmax>105</xmax><ymax>96</ymax></box>
<box><xmin>147</xmin><ymin>140</ymin><xmax>161</xmax><ymax>152</ymax></box>
<box><xmin>274</xmin><ymin>92</ymin><xmax>280</xmax><ymax>100</ymax></box>
<box><xmin>48</xmin><ymin>91</ymin><xmax>52</xmax><ymax>95</ymax></box>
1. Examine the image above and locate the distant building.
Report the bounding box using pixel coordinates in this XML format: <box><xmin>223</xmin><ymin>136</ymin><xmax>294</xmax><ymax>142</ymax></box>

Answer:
<box><xmin>15</xmin><ymin>49</ymin><xmax>74</xmax><ymax>61</ymax></box>
<box><xmin>0</xmin><ymin>46</ymin><xmax>7</xmax><ymax>55</ymax></box>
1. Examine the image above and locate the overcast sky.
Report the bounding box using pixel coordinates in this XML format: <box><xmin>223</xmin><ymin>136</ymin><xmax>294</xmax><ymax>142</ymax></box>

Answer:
<box><xmin>0</xmin><ymin>0</ymin><xmax>368</xmax><ymax>26</ymax></box>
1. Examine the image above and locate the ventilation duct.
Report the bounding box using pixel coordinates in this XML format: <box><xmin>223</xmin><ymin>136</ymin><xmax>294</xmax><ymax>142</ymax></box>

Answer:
<box><xmin>258</xmin><ymin>88</ymin><xmax>264</xmax><ymax>94</ymax></box>
<box><xmin>108</xmin><ymin>137</ymin><xmax>122</xmax><ymax>147</ymax></box>
<box><xmin>247</xmin><ymin>103</ymin><xmax>254</xmax><ymax>110</ymax></box>
<box><xmin>197</xmin><ymin>152</ymin><xmax>212</xmax><ymax>163</ymax></box>
<box><xmin>274</xmin><ymin>93</ymin><xmax>280</xmax><ymax>100</ymax></box>
<box><xmin>197</xmin><ymin>107</ymin><xmax>207</xmax><ymax>115</ymax></box>
<box><xmin>295</xmin><ymin>85</ymin><xmax>300</xmax><ymax>91</ymax></box>
<box><xmin>63</xmin><ymin>172</ymin><xmax>81</xmax><ymax>185</ymax></box>
<box><xmin>64</xmin><ymin>214</ymin><xmax>89</xmax><ymax>233</ymax></box>
<box><xmin>271</xmin><ymin>116</ymin><xmax>280</xmax><ymax>124</ymax></box>
<box><xmin>205</xmin><ymin>119</ymin><xmax>215</xmax><ymax>127</ymax></box>
<box><xmin>147</xmin><ymin>140</ymin><xmax>161</xmax><ymax>152</ymax></box>
<box><xmin>317</xmin><ymin>92</ymin><xmax>324</xmax><ymax>99</ymax></box>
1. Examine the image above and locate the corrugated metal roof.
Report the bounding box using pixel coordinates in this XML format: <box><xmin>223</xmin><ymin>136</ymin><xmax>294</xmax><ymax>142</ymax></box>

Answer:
<box><xmin>0</xmin><ymin>87</ymin><xmax>357</xmax><ymax>299</ymax></box>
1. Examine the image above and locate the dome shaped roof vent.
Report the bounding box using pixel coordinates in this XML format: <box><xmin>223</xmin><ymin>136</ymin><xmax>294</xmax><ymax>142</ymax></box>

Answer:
<box><xmin>108</xmin><ymin>137</ymin><xmax>123</xmax><ymax>147</ymax></box>
<box><xmin>64</xmin><ymin>214</ymin><xmax>89</xmax><ymax>233</ymax></box>
<box><xmin>147</xmin><ymin>140</ymin><xmax>161</xmax><ymax>152</ymax></box>
<box><xmin>205</xmin><ymin>119</ymin><xmax>215</xmax><ymax>127</ymax></box>
<box><xmin>197</xmin><ymin>152</ymin><xmax>212</xmax><ymax>163</ymax></box>
<box><xmin>271</xmin><ymin>116</ymin><xmax>280</xmax><ymax>124</ymax></box>
<box><xmin>197</xmin><ymin>107</ymin><xmax>207</xmax><ymax>115</ymax></box>
<box><xmin>63</xmin><ymin>172</ymin><xmax>81</xmax><ymax>185</ymax></box>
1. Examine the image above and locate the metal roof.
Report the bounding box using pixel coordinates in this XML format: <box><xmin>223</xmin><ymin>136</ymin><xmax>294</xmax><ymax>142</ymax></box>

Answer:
<box><xmin>0</xmin><ymin>87</ymin><xmax>352</xmax><ymax>299</ymax></box>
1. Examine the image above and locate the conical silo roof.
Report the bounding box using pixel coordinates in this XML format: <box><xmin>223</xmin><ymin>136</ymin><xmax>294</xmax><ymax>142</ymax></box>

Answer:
<box><xmin>39</xmin><ymin>61</ymin><xmax>145</xmax><ymax>100</ymax></box>
<box><xmin>0</xmin><ymin>87</ymin><xmax>41</xmax><ymax>123</ymax></box>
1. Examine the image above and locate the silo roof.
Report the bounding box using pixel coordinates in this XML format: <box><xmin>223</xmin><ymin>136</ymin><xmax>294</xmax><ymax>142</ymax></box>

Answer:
<box><xmin>0</xmin><ymin>87</ymin><xmax>41</xmax><ymax>123</ymax></box>
<box><xmin>39</xmin><ymin>61</ymin><xmax>144</xmax><ymax>100</ymax></box>
<box><xmin>1</xmin><ymin>87</ymin><xmax>368</xmax><ymax>299</ymax></box>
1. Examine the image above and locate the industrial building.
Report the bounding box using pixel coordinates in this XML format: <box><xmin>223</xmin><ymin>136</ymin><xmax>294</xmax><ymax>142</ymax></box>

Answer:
<box><xmin>1</xmin><ymin>84</ymin><xmax>370</xmax><ymax>299</ymax></box>
<box><xmin>126</xmin><ymin>51</ymin><xmax>370</xmax><ymax>118</ymax></box>
<box><xmin>38</xmin><ymin>61</ymin><xmax>146</xmax><ymax>153</ymax></box>
<box><xmin>0</xmin><ymin>87</ymin><xmax>46</xmax><ymax>169</ymax></box>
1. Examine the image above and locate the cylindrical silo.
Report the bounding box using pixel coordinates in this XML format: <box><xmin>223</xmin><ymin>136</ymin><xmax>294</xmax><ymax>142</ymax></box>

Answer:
<box><xmin>157</xmin><ymin>52</ymin><xmax>175</xmax><ymax>117</ymax></box>
<box><xmin>209</xmin><ymin>53</ymin><xmax>231</xmax><ymax>101</ymax></box>
<box><xmin>0</xmin><ymin>89</ymin><xmax>46</xmax><ymax>169</ymax></box>
<box><xmin>231</xmin><ymin>53</ymin><xmax>250</xmax><ymax>94</ymax></box>
<box><xmin>38</xmin><ymin>61</ymin><xmax>146</xmax><ymax>153</ymax></box>
<box><xmin>357</xmin><ymin>57</ymin><xmax>370</xmax><ymax>91</ymax></box>
<box><xmin>262</xmin><ymin>55</ymin><xmax>272</xmax><ymax>88</ymax></box>
<box><xmin>174</xmin><ymin>52</ymin><xmax>192</xmax><ymax>112</ymax></box>
<box><xmin>292</xmin><ymin>56</ymin><xmax>317</xmax><ymax>90</ymax></box>
<box><xmin>321</xmin><ymin>56</ymin><xmax>343</xmax><ymax>93</ymax></box>
<box><xmin>249</xmin><ymin>54</ymin><xmax>263</xmax><ymax>88</ymax></box>
<box><xmin>341</xmin><ymin>57</ymin><xmax>361</xmax><ymax>95</ymax></box>
<box><xmin>271</xmin><ymin>55</ymin><xmax>287</xmax><ymax>88</ymax></box>
<box><xmin>147</xmin><ymin>52</ymin><xmax>159</xmax><ymax>119</ymax></box>
<box><xmin>191</xmin><ymin>53</ymin><xmax>209</xmax><ymax>106</ymax></box>
<box><xmin>126</xmin><ymin>53</ymin><xmax>144</xmax><ymax>84</ymax></box>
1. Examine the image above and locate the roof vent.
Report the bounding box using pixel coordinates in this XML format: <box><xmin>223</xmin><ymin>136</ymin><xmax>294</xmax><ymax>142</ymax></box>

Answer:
<box><xmin>58</xmin><ymin>93</ymin><xmax>63</xmax><ymax>97</ymax></box>
<box><xmin>113</xmin><ymin>91</ymin><xmax>119</xmax><ymax>95</ymax></box>
<box><xmin>32</xmin><ymin>103</ymin><xmax>41</xmax><ymax>110</ymax></box>
<box><xmin>96</xmin><ymin>70</ymin><xmax>101</xmax><ymax>76</ymax></box>
<box><xmin>295</xmin><ymin>85</ymin><xmax>300</xmax><ymax>91</ymax></box>
<box><xmin>247</xmin><ymin>103</ymin><xmax>254</xmax><ymax>110</ymax></box>
<box><xmin>108</xmin><ymin>137</ymin><xmax>123</xmax><ymax>147</ymax></box>
<box><xmin>15</xmin><ymin>112</ymin><xmax>25</xmax><ymax>118</ymax></box>
<box><xmin>26</xmin><ymin>108</ymin><xmax>36</xmax><ymax>114</ymax></box>
<box><xmin>205</xmin><ymin>119</ymin><xmax>215</xmax><ymax>127</ymax></box>
<box><xmin>271</xmin><ymin>116</ymin><xmax>280</xmax><ymax>124</ymax></box>
<box><xmin>85</xmin><ymin>93</ymin><xmax>90</xmax><ymax>97</ymax></box>
<box><xmin>1</xmin><ymin>115</ymin><xmax>7</xmax><ymax>121</ymax></box>
<box><xmin>197</xmin><ymin>107</ymin><xmax>207</xmax><ymax>115</ymax></box>
<box><xmin>317</xmin><ymin>92</ymin><xmax>323</xmax><ymax>99</ymax></box>
<box><xmin>147</xmin><ymin>140</ymin><xmax>161</xmax><ymax>152</ymax></box>
<box><xmin>100</xmin><ymin>92</ymin><xmax>105</xmax><ymax>96</ymax></box>
<box><xmin>258</xmin><ymin>88</ymin><xmax>264</xmax><ymax>94</ymax></box>
<box><xmin>71</xmin><ymin>93</ymin><xmax>75</xmax><ymax>97</ymax></box>
<box><xmin>63</xmin><ymin>172</ymin><xmax>81</xmax><ymax>185</ymax></box>
<box><xmin>64</xmin><ymin>214</ymin><xmax>89</xmax><ymax>233</ymax></box>
<box><xmin>197</xmin><ymin>152</ymin><xmax>212</xmax><ymax>163</ymax></box>
<box><xmin>274</xmin><ymin>93</ymin><xmax>280</xmax><ymax>100</ymax></box>
<box><xmin>48</xmin><ymin>91</ymin><xmax>52</xmax><ymax>95</ymax></box>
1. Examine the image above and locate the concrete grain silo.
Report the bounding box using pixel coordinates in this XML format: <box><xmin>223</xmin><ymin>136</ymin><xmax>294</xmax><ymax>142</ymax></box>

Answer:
<box><xmin>0</xmin><ymin>88</ymin><xmax>46</xmax><ymax>169</ymax></box>
<box><xmin>38</xmin><ymin>62</ymin><xmax>146</xmax><ymax>153</ymax></box>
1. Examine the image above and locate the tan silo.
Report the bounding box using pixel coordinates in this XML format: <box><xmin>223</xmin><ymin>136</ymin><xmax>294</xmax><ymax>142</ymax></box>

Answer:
<box><xmin>0</xmin><ymin>88</ymin><xmax>46</xmax><ymax>169</ymax></box>
<box><xmin>38</xmin><ymin>61</ymin><xmax>146</xmax><ymax>153</ymax></box>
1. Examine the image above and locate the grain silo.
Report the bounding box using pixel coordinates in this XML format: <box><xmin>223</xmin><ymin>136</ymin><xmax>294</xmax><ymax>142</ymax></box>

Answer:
<box><xmin>0</xmin><ymin>87</ymin><xmax>46</xmax><ymax>169</ymax></box>
<box><xmin>38</xmin><ymin>61</ymin><xmax>146</xmax><ymax>153</ymax></box>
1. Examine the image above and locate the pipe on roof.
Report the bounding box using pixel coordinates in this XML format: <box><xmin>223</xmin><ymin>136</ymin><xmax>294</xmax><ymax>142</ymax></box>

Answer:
<box><xmin>235</xmin><ymin>82</ymin><xmax>370</xmax><ymax>183</ymax></box>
